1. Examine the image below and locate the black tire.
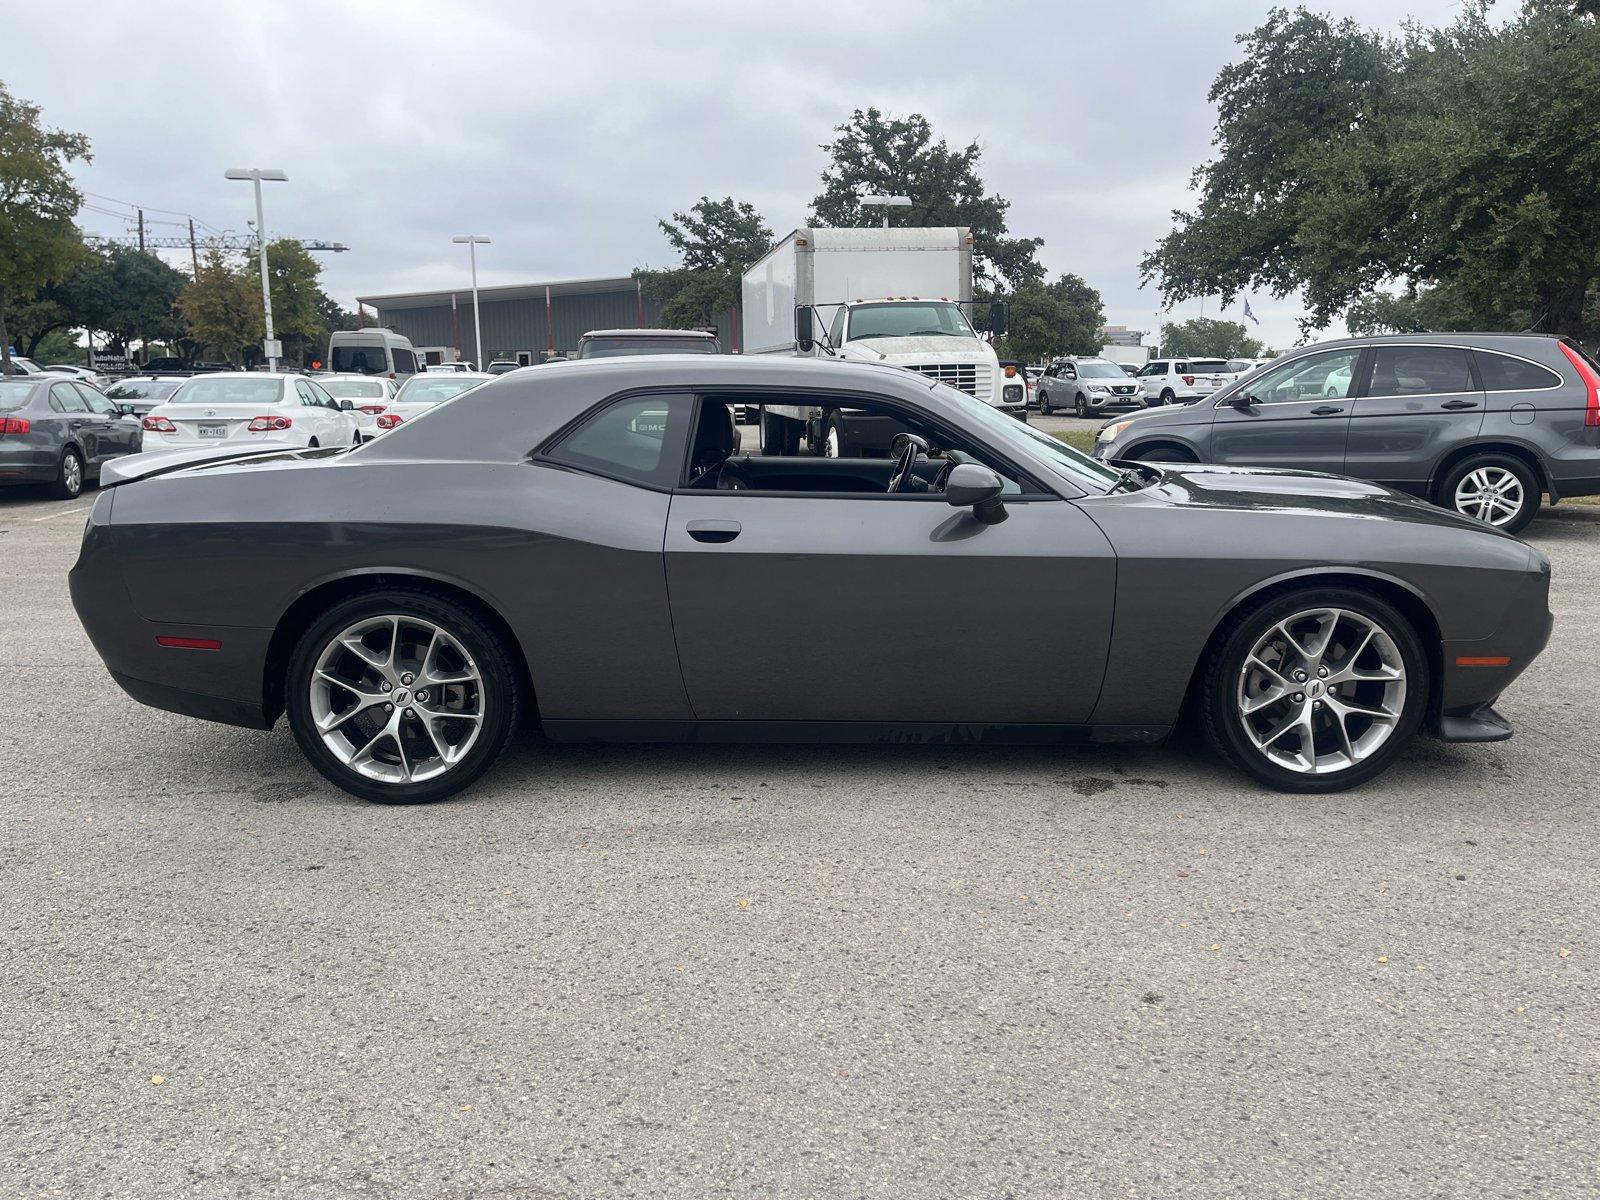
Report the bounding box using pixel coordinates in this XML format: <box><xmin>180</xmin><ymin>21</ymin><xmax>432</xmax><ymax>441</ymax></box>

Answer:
<box><xmin>1075</xmin><ymin>393</ymin><xmax>1090</xmax><ymax>419</ymax></box>
<box><xmin>1438</xmin><ymin>452</ymin><xmax>1541</xmax><ymax>535</ymax></box>
<box><xmin>1038</xmin><ymin>391</ymin><xmax>1052</xmax><ymax>416</ymax></box>
<box><xmin>1123</xmin><ymin>443</ymin><xmax>1197</xmax><ymax>464</ymax></box>
<box><xmin>48</xmin><ymin>446</ymin><xmax>83</xmax><ymax>500</ymax></box>
<box><xmin>1201</xmin><ymin>586</ymin><xmax>1429</xmax><ymax>793</ymax></box>
<box><xmin>1159</xmin><ymin>388</ymin><xmax>1176</xmax><ymax>405</ymax></box>
<box><xmin>285</xmin><ymin>588</ymin><xmax>523</xmax><ymax>804</ymax></box>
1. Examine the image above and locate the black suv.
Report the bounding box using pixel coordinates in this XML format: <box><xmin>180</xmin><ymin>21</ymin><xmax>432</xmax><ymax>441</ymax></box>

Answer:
<box><xmin>1093</xmin><ymin>333</ymin><xmax>1600</xmax><ymax>533</ymax></box>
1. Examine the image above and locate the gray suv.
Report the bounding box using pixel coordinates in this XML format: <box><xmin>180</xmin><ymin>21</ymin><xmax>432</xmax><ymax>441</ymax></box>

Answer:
<box><xmin>1092</xmin><ymin>333</ymin><xmax>1600</xmax><ymax>533</ymax></box>
<box><xmin>1036</xmin><ymin>358</ymin><xmax>1145</xmax><ymax>417</ymax></box>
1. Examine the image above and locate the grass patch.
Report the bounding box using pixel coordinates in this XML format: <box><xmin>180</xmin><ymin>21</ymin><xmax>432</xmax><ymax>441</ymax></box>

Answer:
<box><xmin>1050</xmin><ymin>429</ymin><xmax>1099</xmax><ymax>454</ymax></box>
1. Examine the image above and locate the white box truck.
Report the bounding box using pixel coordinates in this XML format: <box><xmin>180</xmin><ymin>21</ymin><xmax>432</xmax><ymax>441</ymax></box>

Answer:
<box><xmin>740</xmin><ymin>227</ymin><xmax>1025</xmax><ymax>456</ymax></box>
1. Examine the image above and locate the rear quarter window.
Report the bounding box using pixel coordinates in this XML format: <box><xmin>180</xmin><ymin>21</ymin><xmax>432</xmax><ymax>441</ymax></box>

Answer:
<box><xmin>1474</xmin><ymin>350</ymin><xmax>1562</xmax><ymax>392</ymax></box>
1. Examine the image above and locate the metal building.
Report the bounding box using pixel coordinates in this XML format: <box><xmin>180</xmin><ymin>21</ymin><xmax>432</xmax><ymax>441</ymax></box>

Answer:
<box><xmin>356</xmin><ymin>275</ymin><xmax>738</xmax><ymax>367</ymax></box>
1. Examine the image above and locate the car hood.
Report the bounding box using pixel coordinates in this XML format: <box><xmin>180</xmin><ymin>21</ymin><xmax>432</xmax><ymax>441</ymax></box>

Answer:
<box><xmin>1144</xmin><ymin>462</ymin><xmax>1526</xmax><ymax>540</ymax></box>
<box><xmin>843</xmin><ymin>335</ymin><xmax>988</xmax><ymax>360</ymax></box>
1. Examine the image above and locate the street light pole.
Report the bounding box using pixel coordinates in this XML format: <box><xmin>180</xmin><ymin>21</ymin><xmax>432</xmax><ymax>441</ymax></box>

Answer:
<box><xmin>860</xmin><ymin>194</ymin><xmax>913</xmax><ymax>228</ymax></box>
<box><xmin>225</xmin><ymin>168</ymin><xmax>288</xmax><ymax>370</ymax></box>
<box><xmin>452</xmin><ymin>236</ymin><xmax>491</xmax><ymax>368</ymax></box>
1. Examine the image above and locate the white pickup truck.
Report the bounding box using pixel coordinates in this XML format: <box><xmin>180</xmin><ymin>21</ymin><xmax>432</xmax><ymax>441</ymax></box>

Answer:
<box><xmin>741</xmin><ymin>228</ymin><xmax>1024</xmax><ymax>455</ymax></box>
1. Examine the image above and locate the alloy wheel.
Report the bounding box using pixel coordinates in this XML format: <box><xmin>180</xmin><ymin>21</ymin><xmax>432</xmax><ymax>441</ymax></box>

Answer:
<box><xmin>62</xmin><ymin>452</ymin><xmax>82</xmax><ymax>496</ymax></box>
<box><xmin>1235</xmin><ymin>607</ymin><xmax>1406</xmax><ymax>776</ymax></box>
<box><xmin>1453</xmin><ymin>466</ymin><xmax>1524</xmax><ymax>527</ymax></box>
<box><xmin>309</xmin><ymin>614</ymin><xmax>485</xmax><ymax>785</ymax></box>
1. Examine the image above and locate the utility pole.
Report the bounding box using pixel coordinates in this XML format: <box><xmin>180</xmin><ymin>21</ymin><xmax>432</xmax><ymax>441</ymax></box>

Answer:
<box><xmin>137</xmin><ymin>209</ymin><xmax>145</xmax><ymax>253</ymax></box>
<box><xmin>187</xmin><ymin>218</ymin><xmax>200</xmax><ymax>279</ymax></box>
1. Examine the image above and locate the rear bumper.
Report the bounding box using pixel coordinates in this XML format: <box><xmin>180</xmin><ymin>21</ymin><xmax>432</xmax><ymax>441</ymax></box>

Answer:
<box><xmin>0</xmin><ymin>448</ymin><xmax>55</xmax><ymax>482</ymax></box>
<box><xmin>1435</xmin><ymin>561</ymin><xmax>1553</xmax><ymax>733</ymax></box>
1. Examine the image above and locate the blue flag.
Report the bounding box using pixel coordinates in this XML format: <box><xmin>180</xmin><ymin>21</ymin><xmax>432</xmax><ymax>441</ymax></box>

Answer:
<box><xmin>1242</xmin><ymin>298</ymin><xmax>1260</xmax><ymax>326</ymax></box>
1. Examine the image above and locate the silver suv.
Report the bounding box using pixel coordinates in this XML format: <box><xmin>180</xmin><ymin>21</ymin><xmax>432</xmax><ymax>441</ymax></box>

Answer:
<box><xmin>1036</xmin><ymin>358</ymin><xmax>1145</xmax><ymax>417</ymax></box>
<box><xmin>1093</xmin><ymin>333</ymin><xmax>1600</xmax><ymax>533</ymax></box>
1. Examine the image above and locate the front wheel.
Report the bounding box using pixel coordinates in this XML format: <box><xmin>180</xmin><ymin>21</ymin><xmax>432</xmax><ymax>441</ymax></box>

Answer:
<box><xmin>285</xmin><ymin>590</ymin><xmax>523</xmax><ymax>803</ymax></box>
<box><xmin>1202</xmin><ymin>588</ymin><xmax>1428</xmax><ymax>793</ymax></box>
<box><xmin>1075</xmin><ymin>393</ymin><xmax>1091</xmax><ymax>419</ymax></box>
<box><xmin>1038</xmin><ymin>391</ymin><xmax>1052</xmax><ymax>416</ymax></box>
<box><xmin>1439</xmin><ymin>453</ymin><xmax>1540</xmax><ymax>534</ymax></box>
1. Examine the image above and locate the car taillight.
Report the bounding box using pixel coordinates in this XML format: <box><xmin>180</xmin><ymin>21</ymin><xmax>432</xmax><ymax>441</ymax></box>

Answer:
<box><xmin>358</xmin><ymin>404</ymin><xmax>387</xmax><ymax>415</ymax></box>
<box><xmin>0</xmin><ymin>416</ymin><xmax>29</xmax><ymax>435</ymax></box>
<box><xmin>247</xmin><ymin>415</ymin><xmax>293</xmax><ymax>432</ymax></box>
<box><xmin>1558</xmin><ymin>341</ymin><xmax>1600</xmax><ymax>427</ymax></box>
<box><xmin>141</xmin><ymin>415</ymin><xmax>176</xmax><ymax>432</ymax></box>
<box><xmin>1182</xmin><ymin>375</ymin><xmax>1196</xmax><ymax>386</ymax></box>
<box><xmin>375</xmin><ymin>413</ymin><xmax>403</xmax><ymax>429</ymax></box>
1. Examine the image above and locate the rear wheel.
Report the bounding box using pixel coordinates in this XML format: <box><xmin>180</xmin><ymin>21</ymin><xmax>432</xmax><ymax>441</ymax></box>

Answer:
<box><xmin>285</xmin><ymin>589</ymin><xmax>522</xmax><ymax>804</ymax></box>
<box><xmin>1160</xmin><ymin>388</ymin><xmax>1176</xmax><ymax>405</ymax></box>
<box><xmin>1439</xmin><ymin>453</ymin><xmax>1540</xmax><ymax>534</ymax></box>
<box><xmin>1202</xmin><ymin>587</ymin><xmax>1427</xmax><ymax>793</ymax></box>
<box><xmin>48</xmin><ymin>447</ymin><xmax>83</xmax><ymax>500</ymax></box>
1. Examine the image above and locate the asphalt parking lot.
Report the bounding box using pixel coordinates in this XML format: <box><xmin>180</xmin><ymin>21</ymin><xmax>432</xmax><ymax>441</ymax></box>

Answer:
<box><xmin>2</xmin><ymin>482</ymin><xmax>1597</xmax><ymax>1199</ymax></box>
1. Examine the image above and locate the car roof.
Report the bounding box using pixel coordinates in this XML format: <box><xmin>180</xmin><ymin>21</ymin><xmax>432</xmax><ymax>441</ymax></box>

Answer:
<box><xmin>581</xmin><ymin>328</ymin><xmax>717</xmax><ymax>339</ymax></box>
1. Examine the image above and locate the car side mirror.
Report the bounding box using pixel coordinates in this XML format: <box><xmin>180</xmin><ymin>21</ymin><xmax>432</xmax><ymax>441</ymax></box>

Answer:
<box><xmin>945</xmin><ymin>462</ymin><xmax>1008</xmax><ymax>525</ymax></box>
<box><xmin>1229</xmin><ymin>392</ymin><xmax>1256</xmax><ymax>411</ymax></box>
<box><xmin>989</xmin><ymin>300</ymin><xmax>1008</xmax><ymax>337</ymax></box>
<box><xmin>795</xmin><ymin>305</ymin><xmax>815</xmax><ymax>353</ymax></box>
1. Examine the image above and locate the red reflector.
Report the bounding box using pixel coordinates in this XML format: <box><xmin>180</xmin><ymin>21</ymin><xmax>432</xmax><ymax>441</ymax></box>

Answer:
<box><xmin>1455</xmin><ymin>656</ymin><xmax>1511</xmax><ymax>667</ymax></box>
<box><xmin>157</xmin><ymin>636</ymin><xmax>222</xmax><ymax>650</ymax></box>
<box><xmin>1</xmin><ymin>416</ymin><xmax>30</xmax><ymax>435</ymax></box>
<box><xmin>1557</xmin><ymin>341</ymin><xmax>1600</xmax><ymax>427</ymax></box>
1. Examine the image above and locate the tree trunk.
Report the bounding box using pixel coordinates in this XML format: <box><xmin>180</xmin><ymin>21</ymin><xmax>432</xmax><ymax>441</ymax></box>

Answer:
<box><xmin>1532</xmin><ymin>275</ymin><xmax>1592</xmax><ymax>341</ymax></box>
<box><xmin>0</xmin><ymin>283</ymin><xmax>11</xmax><ymax>375</ymax></box>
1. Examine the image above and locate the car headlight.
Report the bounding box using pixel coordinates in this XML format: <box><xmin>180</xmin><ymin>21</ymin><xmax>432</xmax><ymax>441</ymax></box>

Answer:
<box><xmin>1098</xmin><ymin>420</ymin><xmax>1135</xmax><ymax>442</ymax></box>
<box><xmin>1087</xmin><ymin>383</ymin><xmax>1110</xmax><ymax>393</ymax></box>
<box><xmin>1002</xmin><ymin>384</ymin><xmax>1023</xmax><ymax>403</ymax></box>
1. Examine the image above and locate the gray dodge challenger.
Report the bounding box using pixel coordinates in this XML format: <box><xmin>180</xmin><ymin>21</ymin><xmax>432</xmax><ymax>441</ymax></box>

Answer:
<box><xmin>70</xmin><ymin>356</ymin><xmax>1552</xmax><ymax>803</ymax></box>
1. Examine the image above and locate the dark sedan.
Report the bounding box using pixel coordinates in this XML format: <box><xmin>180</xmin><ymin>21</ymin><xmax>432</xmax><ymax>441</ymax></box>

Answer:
<box><xmin>70</xmin><ymin>357</ymin><xmax>1551</xmax><ymax>803</ymax></box>
<box><xmin>1</xmin><ymin>376</ymin><xmax>142</xmax><ymax>498</ymax></box>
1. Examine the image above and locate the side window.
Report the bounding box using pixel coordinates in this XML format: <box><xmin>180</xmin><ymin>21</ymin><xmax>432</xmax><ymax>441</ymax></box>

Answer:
<box><xmin>1143</xmin><ymin>362</ymin><xmax>1166</xmax><ymax>377</ymax></box>
<box><xmin>51</xmin><ymin>382</ymin><xmax>87</xmax><ymax>413</ymax></box>
<box><xmin>1241</xmin><ymin>349</ymin><xmax>1363</xmax><ymax>404</ymax></box>
<box><xmin>1366</xmin><ymin>346</ymin><xmax>1475</xmax><ymax>397</ymax></box>
<box><xmin>1174</xmin><ymin>361</ymin><xmax>1191</xmax><ymax>374</ymax></box>
<box><xmin>76</xmin><ymin>383</ymin><xmax>116</xmax><ymax>415</ymax></box>
<box><xmin>295</xmin><ymin>381</ymin><xmax>319</xmax><ymax>407</ymax></box>
<box><xmin>392</xmin><ymin>348</ymin><xmax>417</xmax><ymax>374</ymax></box>
<box><xmin>310</xmin><ymin>382</ymin><xmax>338</xmax><ymax>409</ymax></box>
<box><xmin>543</xmin><ymin>393</ymin><xmax>694</xmax><ymax>489</ymax></box>
<box><xmin>1474</xmin><ymin>351</ymin><xmax>1561</xmax><ymax>392</ymax></box>
<box><xmin>828</xmin><ymin>307</ymin><xmax>846</xmax><ymax>347</ymax></box>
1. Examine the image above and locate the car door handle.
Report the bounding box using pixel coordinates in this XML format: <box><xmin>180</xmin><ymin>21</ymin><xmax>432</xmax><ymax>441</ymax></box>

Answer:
<box><xmin>687</xmin><ymin>519</ymin><xmax>741</xmax><ymax>544</ymax></box>
<box><xmin>1440</xmin><ymin>399</ymin><xmax>1479</xmax><ymax>410</ymax></box>
<box><xmin>1310</xmin><ymin>405</ymin><xmax>1345</xmax><ymax>416</ymax></box>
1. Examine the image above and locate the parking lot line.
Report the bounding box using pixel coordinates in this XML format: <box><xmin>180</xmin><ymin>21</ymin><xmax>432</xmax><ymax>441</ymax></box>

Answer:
<box><xmin>29</xmin><ymin>502</ymin><xmax>91</xmax><ymax>522</ymax></box>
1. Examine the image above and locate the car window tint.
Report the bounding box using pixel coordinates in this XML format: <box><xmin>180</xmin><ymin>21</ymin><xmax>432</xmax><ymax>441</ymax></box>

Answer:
<box><xmin>75</xmin><ymin>382</ymin><xmax>115</xmax><ymax>414</ymax></box>
<box><xmin>545</xmin><ymin>393</ymin><xmax>694</xmax><ymax>489</ymax></box>
<box><xmin>1475</xmin><ymin>351</ymin><xmax>1560</xmax><ymax>392</ymax></box>
<box><xmin>1367</xmin><ymin>346</ymin><xmax>1474</xmax><ymax>397</ymax></box>
<box><xmin>1243</xmin><ymin>349</ymin><xmax>1363</xmax><ymax>404</ymax></box>
<box><xmin>50</xmin><ymin>382</ymin><xmax>87</xmax><ymax>413</ymax></box>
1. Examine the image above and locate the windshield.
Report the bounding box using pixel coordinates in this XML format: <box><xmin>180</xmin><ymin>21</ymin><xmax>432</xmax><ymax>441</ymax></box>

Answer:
<box><xmin>169</xmin><ymin>377</ymin><xmax>283</xmax><ymax>404</ymax></box>
<box><xmin>578</xmin><ymin>336</ymin><xmax>717</xmax><ymax>359</ymax></box>
<box><xmin>1074</xmin><ymin>362</ymin><xmax>1127</xmax><ymax>379</ymax></box>
<box><xmin>848</xmin><ymin>303</ymin><xmax>975</xmax><ymax>341</ymax></box>
<box><xmin>321</xmin><ymin>379</ymin><xmax>385</xmax><ymax>399</ymax></box>
<box><xmin>331</xmin><ymin>345</ymin><xmax>390</xmax><ymax>374</ymax></box>
<box><xmin>0</xmin><ymin>379</ymin><xmax>35</xmax><ymax>410</ymax></box>
<box><xmin>395</xmin><ymin>376</ymin><xmax>484</xmax><ymax>406</ymax></box>
<box><xmin>105</xmin><ymin>380</ymin><xmax>181</xmax><ymax>400</ymax></box>
<box><xmin>931</xmin><ymin>381</ymin><xmax>1121</xmax><ymax>493</ymax></box>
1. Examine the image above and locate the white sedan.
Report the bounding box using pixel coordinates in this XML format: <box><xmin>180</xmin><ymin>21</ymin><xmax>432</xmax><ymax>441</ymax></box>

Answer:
<box><xmin>374</xmin><ymin>372</ymin><xmax>493</xmax><ymax>433</ymax></box>
<box><xmin>317</xmin><ymin>374</ymin><xmax>398</xmax><ymax>441</ymax></box>
<box><xmin>140</xmin><ymin>372</ymin><xmax>360</xmax><ymax>449</ymax></box>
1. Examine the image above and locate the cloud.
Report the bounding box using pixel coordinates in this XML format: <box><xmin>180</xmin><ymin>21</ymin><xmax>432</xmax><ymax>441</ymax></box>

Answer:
<box><xmin>9</xmin><ymin>0</ymin><xmax>1464</xmax><ymax>353</ymax></box>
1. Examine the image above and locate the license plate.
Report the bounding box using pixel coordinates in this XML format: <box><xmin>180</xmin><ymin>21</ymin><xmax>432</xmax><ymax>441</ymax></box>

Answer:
<box><xmin>198</xmin><ymin>423</ymin><xmax>227</xmax><ymax>439</ymax></box>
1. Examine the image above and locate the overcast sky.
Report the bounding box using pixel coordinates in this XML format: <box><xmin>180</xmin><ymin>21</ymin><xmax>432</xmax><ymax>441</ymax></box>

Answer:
<box><xmin>10</xmin><ymin>0</ymin><xmax>1466</xmax><ymax>353</ymax></box>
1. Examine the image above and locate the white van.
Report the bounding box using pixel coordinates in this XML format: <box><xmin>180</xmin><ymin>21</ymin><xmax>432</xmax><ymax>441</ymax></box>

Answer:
<box><xmin>328</xmin><ymin>329</ymin><xmax>422</xmax><ymax>378</ymax></box>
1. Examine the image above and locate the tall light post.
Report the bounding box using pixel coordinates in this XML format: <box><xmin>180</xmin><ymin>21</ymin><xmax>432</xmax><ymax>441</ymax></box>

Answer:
<box><xmin>224</xmin><ymin>168</ymin><xmax>288</xmax><ymax>370</ymax></box>
<box><xmin>860</xmin><ymin>194</ymin><xmax>912</xmax><ymax>228</ymax></box>
<box><xmin>452</xmin><ymin>235</ymin><xmax>491</xmax><ymax>368</ymax></box>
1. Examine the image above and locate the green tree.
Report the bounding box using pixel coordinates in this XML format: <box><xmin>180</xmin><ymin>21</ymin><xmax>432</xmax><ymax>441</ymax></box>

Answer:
<box><xmin>177</xmin><ymin>247</ymin><xmax>261</xmax><ymax>365</ymax></box>
<box><xmin>0</xmin><ymin>83</ymin><xmax>91</xmax><ymax>374</ymax></box>
<box><xmin>977</xmin><ymin>273</ymin><xmax>1105</xmax><ymax>362</ymax></box>
<box><xmin>59</xmin><ymin>244</ymin><xmax>188</xmax><ymax>361</ymax></box>
<box><xmin>810</xmin><ymin>108</ymin><xmax>1043</xmax><ymax>289</ymax></box>
<box><xmin>637</xmin><ymin>196</ymin><xmax>772</xmax><ymax>331</ymax></box>
<box><xmin>1142</xmin><ymin>2</ymin><xmax>1600</xmax><ymax>341</ymax></box>
<box><xmin>263</xmin><ymin>238</ymin><xmax>326</xmax><ymax>366</ymax></box>
<box><xmin>1158</xmin><ymin>317</ymin><xmax>1265</xmax><ymax>358</ymax></box>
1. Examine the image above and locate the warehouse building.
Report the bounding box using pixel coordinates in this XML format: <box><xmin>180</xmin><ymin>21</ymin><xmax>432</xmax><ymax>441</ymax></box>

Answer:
<box><xmin>355</xmin><ymin>275</ymin><xmax>739</xmax><ymax>367</ymax></box>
